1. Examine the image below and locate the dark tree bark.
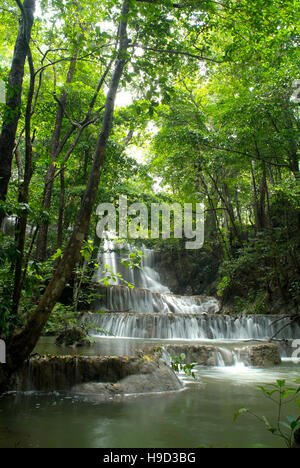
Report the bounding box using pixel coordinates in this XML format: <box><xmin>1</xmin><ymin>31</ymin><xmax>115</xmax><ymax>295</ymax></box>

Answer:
<box><xmin>0</xmin><ymin>0</ymin><xmax>35</xmax><ymax>221</ymax></box>
<box><xmin>12</xmin><ymin>48</ymin><xmax>35</xmax><ymax>316</ymax></box>
<box><xmin>4</xmin><ymin>0</ymin><xmax>130</xmax><ymax>380</ymax></box>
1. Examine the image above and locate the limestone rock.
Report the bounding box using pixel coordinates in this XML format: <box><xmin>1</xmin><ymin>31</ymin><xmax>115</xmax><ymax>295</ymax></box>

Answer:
<box><xmin>163</xmin><ymin>344</ymin><xmax>234</xmax><ymax>366</ymax></box>
<box><xmin>13</xmin><ymin>354</ymin><xmax>182</xmax><ymax>395</ymax></box>
<box><xmin>237</xmin><ymin>343</ymin><xmax>281</xmax><ymax>367</ymax></box>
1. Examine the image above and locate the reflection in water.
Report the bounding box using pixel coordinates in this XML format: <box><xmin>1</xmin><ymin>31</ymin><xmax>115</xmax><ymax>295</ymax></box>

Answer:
<box><xmin>2</xmin><ymin>243</ymin><xmax>299</xmax><ymax>448</ymax></box>
<box><xmin>1</xmin><ymin>361</ymin><xmax>299</xmax><ymax>448</ymax></box>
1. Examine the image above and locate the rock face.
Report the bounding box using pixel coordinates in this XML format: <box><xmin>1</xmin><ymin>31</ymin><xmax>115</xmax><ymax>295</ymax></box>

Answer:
<box><xmin>164</xmin><ymin>344</ymin><xmax>233</xmax><ymax>366</ymax></box>
<box><xmin>163</xmin><ymin>343</ymin><xmax>281</xmax><ymax>368</ymax></box>
<box><xmin>237</xmin><ymin>343</ymin><xmax>281</xmax><ymax>367</ymax></box>
<box><xmin>12</xmin><ymin>354</ymin><xmax>182</xmax><ymax>395</ymax></box>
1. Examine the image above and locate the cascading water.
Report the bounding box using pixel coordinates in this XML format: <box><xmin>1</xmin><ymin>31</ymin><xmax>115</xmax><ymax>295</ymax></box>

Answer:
<box><xmin>94</xmin><ymin>239</ymin><xmax>171</xmax><ymax>293</ymax></box>
<box><xmin>90</xmin><ymin>239</ymin><xmax>300</xmax><ymax>343</ymax></box>
<box><xmin>1</xmin><ymin>216</ymin><xmax>17</xmax><ymax>235</ymax></box>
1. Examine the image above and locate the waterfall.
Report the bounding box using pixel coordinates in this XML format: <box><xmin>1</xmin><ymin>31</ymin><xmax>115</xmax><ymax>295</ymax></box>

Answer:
<box><xmin>1</xmin><ymin>216</ymin><xmax>17</xmax><ymax>235</ymax></box>
<box><xmin>94</xmin><ymin>239</ymin><xmax>170</xmax><ymax>293</ymax></box>
<box><xmin>90</xmin><ymin>239</ymin><xmax>300</xmax><ymax>341</ymax></box>
<box><xmin>90</xmin><ymin>312</ymin><xmax>300</xmax><ymax>341</ymax></box>
<box><xmin>94</xmin><ymin>285</ymin><xmax>219</xmax><ymax>315</ymax></box>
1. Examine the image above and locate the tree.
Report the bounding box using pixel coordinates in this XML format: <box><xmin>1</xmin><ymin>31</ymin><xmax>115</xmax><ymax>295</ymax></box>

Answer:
<box><xmin>0</xmin><ymin>0</ymin><xmax>35</xmax><ymax>220</ymax></box>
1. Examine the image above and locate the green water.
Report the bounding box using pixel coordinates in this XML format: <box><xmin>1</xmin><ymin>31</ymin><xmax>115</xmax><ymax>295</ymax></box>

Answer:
<box><xmin>0</xmin><ymin>337</ymin><xmax>299</xmax><ymax>448</ymax></box>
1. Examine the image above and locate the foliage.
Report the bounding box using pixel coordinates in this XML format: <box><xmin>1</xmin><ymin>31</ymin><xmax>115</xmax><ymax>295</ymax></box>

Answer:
<box><xmin>234</xmin><ymin>379</ymin><xmax>300</xmax><ymax>448</ymax></box>
<box><xmin>0</xmin><ymin>0</ymin><xmax>299</xmax><ymax>345</ymax></box>
<box><xmin>170</xmin><ymin>353</ymin><xmax>197</xmax><ymax>379</ymax></box>
<box><xmin>43</xmin><ymin>302</ymin><xmax>107</xmax><ymax>339</ymax></box>
<box><xmin>96</xmin><ymin>247</ymin><xmax>145</xmax><ymax>289</ymax></box>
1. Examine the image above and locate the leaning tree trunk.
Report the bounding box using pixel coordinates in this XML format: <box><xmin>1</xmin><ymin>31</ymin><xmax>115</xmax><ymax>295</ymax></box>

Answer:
<box><xmin>0</xmin><ymin>0</ymin><xmax>35</xmax><ymax>222</ymax></box>
<box><xmin>4</xmin><ymin>0</ymin><xmax>130</xmax><ymax>382</ymax></box>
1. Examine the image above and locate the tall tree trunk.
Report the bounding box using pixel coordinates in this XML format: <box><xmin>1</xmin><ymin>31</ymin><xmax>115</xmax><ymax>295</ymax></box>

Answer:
<box><xmin>283</xmin><ymin>108</ymin><xmax>300</xmax><ymax>185</ymax></box>
<box><xmin>36</xmin><ymin>53</ymin><xmax>78</xmax><ymax>261</ymax></box>
<box><xmin>208</xmin><ymin>173</ymin><xmax>242</xmax><ymax>245</ymax></box>
<box><xmin>57</xmin><ymin>167</ymin><xmax>65</xmax><ymax>250</ymax></box>
<box><xmin>11</xmin><ymin>48</ymin><xmax>35</xmax><ymax>316</ymax></box>
<box><xmin>250</xmin><ymin>160</ymin><xmax>262</xmax><ymax>232</ymax></box>
<box><xmin>0</xmin><ymin>0</ymin><xmax>35</xmax><ymax>222</ymax></box>
<box><xmin>258</xmin><ymin>163</ymin><xmax>267</xmax><ymax>230</ymax></box>
<box><xmin>5</xmin><ymin>0</ymin><xmax>130</xmax><ymax>378</ymax></box>
<box><xmin>235</xmin><ymin>189</ymin><xmax>243</xmax><ymax>227</ymax></box>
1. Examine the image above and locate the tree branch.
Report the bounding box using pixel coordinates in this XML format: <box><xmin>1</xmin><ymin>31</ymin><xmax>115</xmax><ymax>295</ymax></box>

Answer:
<box><xmin>135</xmin><ymin>0</ymin><xmax>200</xmax><ymax>9</ymax></box>
<box><xmin>133</xmin><ymin>44</ymin><xmax>224</xmax><ymax>63</ymax></box>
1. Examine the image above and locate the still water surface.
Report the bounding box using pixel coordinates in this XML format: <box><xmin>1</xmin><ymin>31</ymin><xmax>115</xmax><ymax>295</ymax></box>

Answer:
<box><xmin>0</xmin><ymin>337</ymin><xmax>299</xmax><ymax>448</ymax></box>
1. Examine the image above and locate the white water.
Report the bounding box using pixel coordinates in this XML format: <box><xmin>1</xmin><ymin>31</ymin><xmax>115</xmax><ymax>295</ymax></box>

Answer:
<box><xmin>90</xmin><ymin>239</ymin><xmax>300</xmax><ymax>342</ymax></box>
<box><xmin>1</xmin><ymin>216</ymin><xmax>17</xmax><ymax>235</ymax></box>
<box><xmin>94</xmin><ymin>239</ymin><xmax>171</xmax><ymax>293</ymax></box>
<box><xmin>91</xmin><ymin>312</ymin><xmax>300</xmax><ymax>341</ymax></box>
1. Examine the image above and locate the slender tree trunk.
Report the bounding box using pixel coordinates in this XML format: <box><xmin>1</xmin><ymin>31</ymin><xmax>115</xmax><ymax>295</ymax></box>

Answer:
<box><xmin>258</xmin><ymin>163</ymin><xmax>267</xmax><ymax>230</ymax></box>
<box><xmin>57</xmin><ymin>167</ymin><xmax>65</xmax><ymax>250</ymax></box>
<box><xmin>284</xmin><ymin>108</ymin><xmax>300</xmax><ymax>185</ymax></box>
<box><xmin>208</xmin><ymin>173</ymin><xmax>242</xmax><ymax>245</ymax></box>
<box><xmin>5</xmin><ymin>0</ymin><xmax>130</xmax><ymax>377</ymax></box>
<box><xmin>250</xmin><ymin>160</ymin><xmax>261</xmax><ymax>232</ymax></box>
<box><xmin>198</xmin><ymin>172</ymin><xmax>228</xmax><ymax>257</ymax></box>
<box><xmin>11</xmin><ymin>48</ymin><xmax>35</xmax><ymax>316</ymax></box>
<box><xmin>235</xmin><ymin>189</ymin><xmax>243</xmax><ymax>227</ymax></box>
<box><xmin>0</xmin><ymin>0</ymin><xmax>35</xmax><ymax>222</ymax></box>
<box><xmin>36</xmin><ymin>53</ymin><xmax>78</xmax><ymax>261</ymax></box>
<box><xmin>221</xmin><ymin>181</ymin><xmax>241</xmax><ymax>243</ymax></box>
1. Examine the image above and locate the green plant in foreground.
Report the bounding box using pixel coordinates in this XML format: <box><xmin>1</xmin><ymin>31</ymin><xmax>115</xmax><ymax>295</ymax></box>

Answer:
<box><xmin>234</xmin><ymin>380</ymin><xmax>300</xmax><ymax>448</ymax></box>
<box><xmin>170</xmin><ymin>353</ymin><xmax>197</xmax><ymax>379</ymax></box>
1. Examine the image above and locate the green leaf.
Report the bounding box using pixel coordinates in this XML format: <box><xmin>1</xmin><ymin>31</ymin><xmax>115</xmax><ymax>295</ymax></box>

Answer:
<box><xmin>233</xmin><ymin>408</ymin><xmax>249</xmax><ymax>422</ymax></box>
<box><xmin>276</xmin><ymin>380</ymin><xmax>286</xmax><ymax>388</ymax></box>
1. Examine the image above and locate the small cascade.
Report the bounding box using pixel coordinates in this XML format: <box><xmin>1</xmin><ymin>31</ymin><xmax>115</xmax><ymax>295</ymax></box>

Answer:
<box><xmin>90</xmin><ymin>312</ymin><xmax>300</xmax><ymax>341</ymax></box>
<box><xmin>90</xmin><ymin>239</ymin><xmax>300</xmax><ymax>343</ymax></box>
<box><xmin>1</xmin><ymin>216</ymin><xmax>17</xmax><ymax>235</ymax></box>
<box><xmin>162</xmin><ymin>342</ymin><xmax>281</xmax><ymax>368</ymax></box>
<box><xmin>94</xmin><ymin>285</ymin><xmax>219</xmax><ymax>315</ymax></box>
<box><xmin>94</xmin><ymin>239</ymin><xmax>170</xmax><ymax>293</ymax></box>
<box><xmin>93</xmin><ymin>238</ymin><xmax>219</xmax><ymax>316</ymax></box>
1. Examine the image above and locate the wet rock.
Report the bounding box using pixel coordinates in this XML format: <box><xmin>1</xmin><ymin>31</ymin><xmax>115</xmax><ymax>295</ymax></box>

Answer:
<box><xmin>237</xmin><ymin>343</ymin><xmax>281</xmax><ymax>367</ymax></box>
<box><xmin>163</xmin><ymin>344</ymin><xmax>234</xmax><ymax>366</ymax></box>
<box><xmin>13</xmin><ymin>354</ymin><xmax>182</xmax><ymax>395</ymax></box>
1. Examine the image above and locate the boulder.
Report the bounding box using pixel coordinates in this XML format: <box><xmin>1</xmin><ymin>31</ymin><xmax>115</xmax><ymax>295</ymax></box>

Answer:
<box><xmin>163</xmin><ymin>344</ymin><xmax>234</xmax><ymax>366</ymax></box>
<box><xmin>164</xmin><ymin>344</ymin><xmax>217</xmax><ymax>366</ymax></box>
<box><xmin>237</xmin><ymin>343</ymin><xmax>281</xmax><ymax>367</ymax></box>
<box><xmin>13</xmin><ymin>354</ymin><xmax>182</xmax><ymax>395</ymax></box>
<box><xmin>159</xmin><ymin>343</ymin><xmax>281</xmax><ymax>368</ymax></box>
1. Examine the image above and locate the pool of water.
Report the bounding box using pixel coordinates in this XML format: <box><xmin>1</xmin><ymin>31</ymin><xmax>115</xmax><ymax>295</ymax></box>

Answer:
<box><xmin>0</xmin><ymin>337</ymin><xmax>299</xmax><ymax>448</ymax></box>
<box><xmin>32</xmin><ymin>335</ymin><xmax>292</xmax><ymax>357</ymax></box>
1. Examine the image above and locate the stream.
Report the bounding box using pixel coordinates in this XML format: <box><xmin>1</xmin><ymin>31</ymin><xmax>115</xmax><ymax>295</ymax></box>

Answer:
<box><xmin>1</xmin><ymin>336</ymin><xmax>299</xmax><ymax>448</ymax></box>
<box><xmin>1</xmin><ymin>242</ymin><xmax>300</xmax><ymax>448</ymax></box>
